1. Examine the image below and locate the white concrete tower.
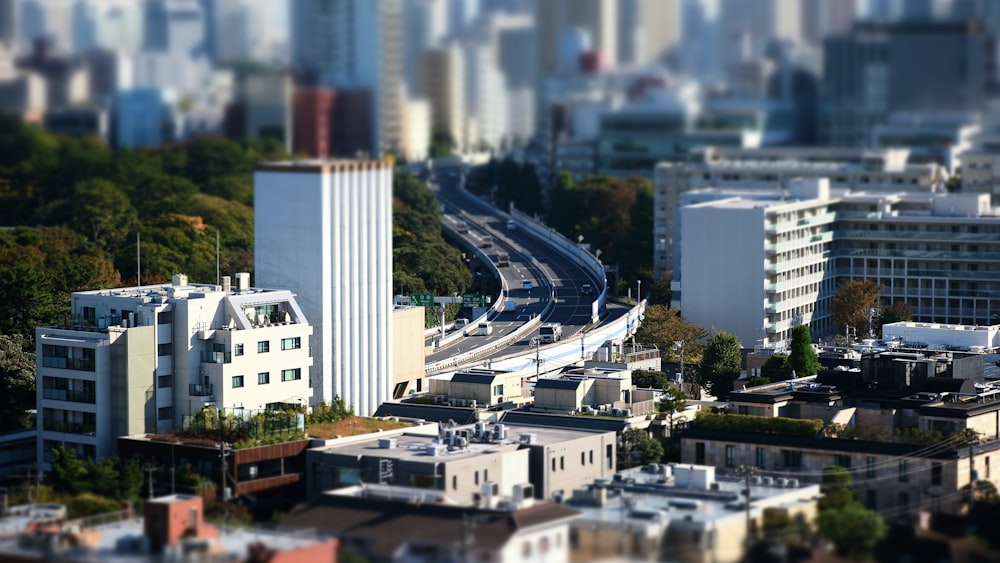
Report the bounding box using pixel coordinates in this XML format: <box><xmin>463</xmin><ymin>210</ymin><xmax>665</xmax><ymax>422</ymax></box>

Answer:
<box><xmin>254</xmin><ymin>160</ymin><xmax>393</xmax><ymax>416</ymax></box>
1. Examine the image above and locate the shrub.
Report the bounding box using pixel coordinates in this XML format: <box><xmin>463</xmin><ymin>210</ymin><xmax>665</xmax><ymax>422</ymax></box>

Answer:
<box><xmin>692</xmin><ymin>411</ymin><xmax>824</xmax><ymax>437</ymax></box>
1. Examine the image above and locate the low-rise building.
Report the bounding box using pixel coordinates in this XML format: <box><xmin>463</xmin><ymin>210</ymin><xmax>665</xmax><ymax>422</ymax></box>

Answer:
<box><xmin>283</xmin><ymin>483</ymin><xmax>578</xmax><ymax>563</ymax></box>
<box><xmin>35</xmin><ymin>273</ymin><xmax>313</xmax><ymax>469</ymax></box>
<box><xmin>533</xmin><ymin>367</ymin><xmax>657</xmax><ymax>416</ymax></box>
<box><xmin>0</xmin><ymin>494</ymin><xmax>337</xmax><ymax>562</ymax></box>
<box><xmin>427</xmin><ymin>368</ymin><xmax>526</xmax><ymax>408</ymax></box>
<box><xmin>566</xmin><ymin>464</ymin><xmax>820</xmax><ymax>563</ymax></box>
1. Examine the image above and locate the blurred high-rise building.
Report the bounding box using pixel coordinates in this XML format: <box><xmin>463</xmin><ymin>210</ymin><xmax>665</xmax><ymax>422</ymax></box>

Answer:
<box><xmin>71</xmin><ymin>0</ymin><xmax>142</xmax><ymax>54</ymax></box>
<box><xmin>800</xmin><ymin>0</ymin><xmax>859</xmax><ymax>46</ymax></box>
<box><xmin>446</xmin><ymin>0</ymin><xmax>479</xmax><ymax>39</ymax></box>
<box><xmin>20</xmin><ymin>0</ymin><xmax>73</xmax><ymax>53</ymax></box>
<box><xmin>291</xmin><ymin>0</ymin><xmax>404</xmax><ymax>158</ymax></box>
<box><xmin>0</xmin><ymin>0</ymin><xmax>14</xmax><ymax>48</ymax></box>
<box><xmin>679</xmin><ymin>0</ymin><xmax>720</xmax><ymax>80</ymax></box>
<box><xmin>821</xmin><ymin>20</ymin><xmax>996</xmax><ymax>147</ymax></box>
<box><xmin>536</xmin><ymin>0</ymin><xmax>617</xmax><ymax>75</ymax></box>
<box><xmin>719</xmin><ymin>0</ymin><xmax>801</xmax><ymax>62</ymax></box>
<box><xmin>142</xmin><ymin>0</ymin><xmax>205</xmax><ymax>56</ymax></box>
<box><xmin>403</xmin><ymin>0</ymin><xmax>447</xmax><ymax>96</ymax></box>
<box><xmin>418</xmin><ymin>45</ymin><xmax>465</xmax><ymax>150</ymax></box>
<box><xmin>617</xmin><ymin>0</ymin><xmax>681</xmax><ymax>68</ymax></box>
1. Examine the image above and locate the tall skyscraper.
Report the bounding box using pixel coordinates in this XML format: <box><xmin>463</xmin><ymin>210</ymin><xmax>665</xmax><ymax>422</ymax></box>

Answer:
<box><xmin>254</xmin><ymin>160</ymin><xmax>393</xmax><ymax>416</ymax></box>
<box><xmin>418</xmin><ymin>45</ymin><xmax>466</xmax><ymax>149</ymax></box>
<box><xmin>821</xmin><ymin>20</ymin><xmax>995</xmax><ymax>146</ymax></box>
<box><xmin>617</xmin><ymin>0</ymin><xmax>681</xmax><ymax>68</ymax></box>
<box><xmin>403</xmin><ymin>0</ymin><xmax>447</xmax><ymax>95</ymax></box>
<box><xmin>143</xmin><ymin>0</ymin><xmax>204</xmax><ymax>55</ymax></box>
<box><xmin>536</xmin><ymin>0</ymin><xmax>617</xmax><ymax>75</ymax></box>
<box><xmin>0</xmin><ymin>0</ymin><xmax>16</xmax><ymax>48</ymax></box>
<box><xmin>291</xmin><ymin>0</ymin><xmax>404</xmax><ymax>157</ymax></box>
<box><xmin>719</xmin><ymin>0</ymin><xmax>802</xmax><ymax>62</ymax></box>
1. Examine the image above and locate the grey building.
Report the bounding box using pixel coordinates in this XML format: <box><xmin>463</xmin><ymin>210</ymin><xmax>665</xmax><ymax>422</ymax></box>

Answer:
<box><xmin>821</xmin><ymin>20</ymin><xmax>996</xmax><ymax>147</ymax></box>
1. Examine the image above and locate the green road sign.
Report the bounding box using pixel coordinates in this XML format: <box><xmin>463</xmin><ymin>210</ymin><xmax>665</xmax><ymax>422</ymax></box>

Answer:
<box><xmin>463</xmin><ymin>293</ymin><xmax>486</xmax><ymax>307</ymax></box>
<box><xmin>410</xmin><ymin>293</ymin><xmax>435</xmax><ymax>307</ymax></box>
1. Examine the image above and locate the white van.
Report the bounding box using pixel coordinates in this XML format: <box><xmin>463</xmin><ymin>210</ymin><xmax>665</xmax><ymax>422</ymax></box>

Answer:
<box><xmin>477</xmin><ymin>321</ymin><xmax>494</xmax><ymax>336</ymax></box>
<box><xmin>539</xmin><ymin>323</ymin><xmax>563</xmax><ymax>343</ymax></box>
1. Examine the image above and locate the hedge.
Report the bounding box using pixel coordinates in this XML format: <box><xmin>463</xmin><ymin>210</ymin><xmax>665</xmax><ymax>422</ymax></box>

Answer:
<box><xmin>693</xmin><ymin>411</ymin><xmax>824</xmax><ymax>437</ymax></box>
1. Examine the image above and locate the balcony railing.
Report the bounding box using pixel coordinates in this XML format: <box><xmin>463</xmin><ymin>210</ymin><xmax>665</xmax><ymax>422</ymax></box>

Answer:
<box><xmin>42</xmin><ymin>388</ymin><xmax>96</xmax><ymax>404</ymax></box>
<box><xmin>41</xmin><ymin>356</ymin><xmax>96</xmax><ymax>372</ymax></box>
<box><xmin>189</xmin><ymin>384</ymin><xmax>214</xmax><ymax>397</ymax></box>
<box><xmin>43</xmin><ymin>420</ymin><xmax>97</xmax><ymax>436</ymax></box>
<box><xmin>200</xmin><ymin>351</ymin><xmax>231</xmax><ymax>364</ymax></box>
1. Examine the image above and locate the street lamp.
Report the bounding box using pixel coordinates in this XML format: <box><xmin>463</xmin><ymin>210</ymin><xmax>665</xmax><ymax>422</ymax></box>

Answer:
<box><xmin>673</xmin><ymin>341</ymin><xmax>685</xmax><ymax>384</ymax></box>
<box><xmin>636</xmin><ymin>279</ymin><xmax>642</xmax><ymax>304</ymax></box>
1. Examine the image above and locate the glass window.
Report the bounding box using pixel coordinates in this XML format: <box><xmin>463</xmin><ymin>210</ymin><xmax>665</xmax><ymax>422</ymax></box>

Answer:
<box><xmin>725</xmin><ymin>445</ymin><xmax>736</xmax><ymax>467</ymax></box>
<box><xmin>258</xmin><ymin>372</ymin><xmax>270</xmax><ymax>385</ymax></box>
<box><xmin>281</xmin><ymin>337</ymin><xmax>301</xmax><ymax>350</ymax></box>
<box><xmin>232</xmin><ymin>375</ymin><xmax>244</xmax><ymax>388</ymax></box>
<box><xmin>755</xmin><ymin>448</ymin><xmax>766</xmax><ymax>469</ymax></box>
<box><xmin>282</xmin><ymin>368</ymin><xmax>301</xmax><ymax>381</ymax></box>
<box><xmin>867</xmin><ymin>456</ymin><xmax>877</xmax><ymax>479</ymax></box>
<box><xmin>157</xmin><ymin>343</ymin><xmax>173</xmax><ymax>356</ymax></box>
<box><xmin>158</xmin><ymin>406</ymin><xmax>173</xmax><ymax>420</ymax></box>
<box><xmin>234</xmin><ymin>343</ymin><xmax>244</xmax><ymax>356</ymax></box>
<box><xmin>931</xmin><ymin>463</ymin><xmax>942</xmax><ymax>486</ymax></box>
<box><xmin>257</xmin><ymin>340</ymin><xmax>270</xmax><ymax>353</ymax></box>
<box><xmin>899</xmin><ymin>460</ymin><xmax>909</xmax><ymax>482</ymax></box>
<box><xmin>695</xmin><ymin>442</ymin><xmax>706</xmax><ymax>465</ymax></box>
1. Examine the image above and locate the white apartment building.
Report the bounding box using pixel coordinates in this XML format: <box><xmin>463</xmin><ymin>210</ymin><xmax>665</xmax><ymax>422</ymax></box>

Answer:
<box><xmin>675</xmin><ymin>181</ymin><xmax>1000</xmax><ymax>347</ymax></box>
<box><xmin>254</xmin><ymin>160</ymin><xmax>393</xmax><ymax>416</ymax></box>
<box><xmin>654</xmin><ymin>146</ymin><xmax>948</xmax><ymax>278</ymax></box>
<box><xmin>35</xmin><ymin>274</ymin><xmax>313</xmax><ymax>468</ymax></box>
<box><xmin>679</xmin><ymin>179</ymin><xmax>837</xmax><ymax>348</ymax></box>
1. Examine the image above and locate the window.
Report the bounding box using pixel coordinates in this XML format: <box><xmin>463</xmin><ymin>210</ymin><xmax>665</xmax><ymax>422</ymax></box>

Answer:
<box><xmin>257</xmin><ymin>340</ymin><xmax>270</xmax><ymax>353</ymax></box>
<box><xmin>158</xmin><ymin>374</ymin><xmax>173</xmax><ymax>388</ymax></box>
<box><xmin>282</xmin><ymin>368</ymin><xmax>301</xmax><ymax>381</ymax></box>
<box><xmin>493</xmin><ymin>384</ymin><xmax>504</xmax><ymax>396</ymax></box>
<box><xmin>781</xmin><ymin>450</ymin><xmax>802</xmax><ymax>469</ymax></box>
<box><xmin>589</xmin><ymin>450</ymin><xmax>594</xmax><ymax>464</ymax></box>
<box><xmin>452</xmin><ymin>476</ymin><xmax>457</xmax><ymax>490</ymax></box>
<box><xmin>538</xmin><ymin>537</ymin><xmax>550</xmax><ymax>555</ymax></box>
<box><xmin>258</xmin><ymin>372</ymin><xmax>270</xmax><ymax>385</ymax></box>
<box><xmin>232</xmin><ymin>375</ymin><xmax>244</xmax><ymax>388</ymax></box>
<box><xmin>552</xmin><ymin>458</ymin><xmax>556</xmax><ymax>472</ymax></box>
<box><xmin>755</xmin><ymin>448</ymin><xmax>766</xmax><ymax>469</ymax></box>
<box><xmin>522</xmin><ymin>542</ymin><xmax>532</xmax><ymax>557</ymax></box>
<box><xmin>475</xmin><ymin>471</ymin><xmax>480</xmax><ymax>485</ymax></box>
<box><xmin>158</xmin><ymin>343</ymin><xmax>173</xmax><ymax>356</ymax></box>
<box><xmin>581</xmin><ymin>452</ymin><xmax>585</xmax><ymax>465</ymax></box>
<box><xmin>606</xmin><ymin>445</ymin><xmax>613</xmax><ymax>469</ymax></box>
<box><xmin>560</xmin><ymin>456</ymin><xmax>565</xmax><ymax>470</ymax></box>
<box><xmin>158</xmin><ymin>406</ymin><xmax>173</xmax><ymax>421</ymax></box>
<box><xmin>866</xmin><ymin>456</ymin><xmax>877</xmax><ymax>479</ymax></box>
<box><xmin>281</xmin><ymin>337</ymin><xmax>301</xmax><ymax>350</ymax></box>
<box><xmin>725</xmin><ymin>445</ymin><xmax>736</xmax><ymax>467</ymax></box>
<box><xmin>157</xmin><ymin>311</ymin><xmax>173</xmax><ymax>325</ymax></box>
<box><xmin>835</xmin><ymin>454</ymin><xmax>851</xmax><ymax>469</ymax></box>
<box><xmin>695</xmin><ymin>442</ymin><xmax>706</xmax><ymax>465</ymax></box>
<box><xmin>234</xmin><ymin>343</ymin><xmax>244</xmax><ymax>356</ymax></box>
<box><xmin>899</xmin><ymin>460</ymin><xmax>909</xmax><ymax>482</ymax></box>
<box><xmin>931</xmin><ymin>463</ymin><xmax>942</xmax><ymax>486</ymax></box>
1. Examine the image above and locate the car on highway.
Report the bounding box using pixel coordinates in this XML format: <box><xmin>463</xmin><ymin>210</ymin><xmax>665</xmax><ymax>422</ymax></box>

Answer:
<box><xmin>580</xmin><ymin>283</ymin><xmax>593</xmax><ymax>295</ymax></box>
<box><xmin>507</xmin><ymin>219</ymin><xmax>517</xmax><ymax>230</ymax></box>
<box><xmin>521</xmin><ymin>280</ymin><xmax>533</xmax><ymax>290</ymax></box>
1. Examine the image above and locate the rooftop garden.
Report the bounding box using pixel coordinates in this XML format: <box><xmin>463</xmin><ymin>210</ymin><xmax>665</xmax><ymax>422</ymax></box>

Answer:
<box><xmin>691</xmin><ymin>411</ymin><xmax>824</xmax><ymax>438</ymax></box>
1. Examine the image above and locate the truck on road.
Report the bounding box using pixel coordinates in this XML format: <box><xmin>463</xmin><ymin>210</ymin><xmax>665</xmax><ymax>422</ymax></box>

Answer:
<box><xmin>496</xmin><ymin>252</ymin><xmax>510</xmax><ymax>267</ymax></box>
<box><xmin>538</xmin><ymin>323</ymin><xmax>563</xmax><ymax>344</ymax></box>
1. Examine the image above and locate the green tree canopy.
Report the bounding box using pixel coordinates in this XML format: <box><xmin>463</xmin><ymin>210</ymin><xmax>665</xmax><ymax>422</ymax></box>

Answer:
<box><xmin>699</xmin><ymin>332</ymin><xmax>742</xmax><ymax>400</ymax></box>
<box><xmin>832</xmin><ymin>278</ymin><xmax>882</xmax><ymax>340</ymax></box>
<box><xmin>0</xmin><ymin>335</ymin><xmax>36</xmax><ymax>429</ymax></box>
<box><xmin>635</xmin><ymin>304</ymin><xmax>706</xmax><ymax>364</ymax></box>
<box><xmin>788</xmin><ymin>325</ymin><xmax>819</xmax><ymax>377</ymax></box>
<box><xmin>760</xmin><ymin>353</ymin><xmax>792</xmax><ymax>383</ymax></box>
<box><xmin>816</xmin><ymin>503</ymin><xmax>887</xmax><ymax>560</ymax></box>
<box><xmin>876</xmin><ymin>301</ymin><xmax>913</xmax><ymax>337</ymax></box>
<box><xmin>617</xmin><ymin>428</ymin><xmax>664</xmax><ymax>469</ymax></box>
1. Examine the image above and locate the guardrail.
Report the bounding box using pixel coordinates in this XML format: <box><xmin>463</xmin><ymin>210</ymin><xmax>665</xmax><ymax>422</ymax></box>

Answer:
<box><xmin>425</xmin><ymin>287</ymin><xmax>557</xmax><ymax>375</ymax></box>
<box><xmin>508</xmin><ymin>207</ymin><xmax>607</xmax><ymax>324</ymax></box>
<box><xmin>485</xmin><ymin>299</ymin><xmax>647</xmax><ymax>374</ymax></box>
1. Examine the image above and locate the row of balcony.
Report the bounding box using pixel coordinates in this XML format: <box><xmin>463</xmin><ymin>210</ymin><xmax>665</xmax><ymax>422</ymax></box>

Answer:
<box><xmin>41</xmin><ymin>356</ymin><xmax>95</xmax><ymax>372</ymax></box>
<box><xmin>42</xmin><ymin>388</ymin><xmax>96</xmax><ymax>404</ymax></box>
<box><xmin>835</xmin><ymin>229</ymin><xmax>999</xmax><ymax>242</ymax></box>
<box><xmin>42</xmin><ymin>420</ymin><xmax>96</xmax><ymax>436</ymax></box>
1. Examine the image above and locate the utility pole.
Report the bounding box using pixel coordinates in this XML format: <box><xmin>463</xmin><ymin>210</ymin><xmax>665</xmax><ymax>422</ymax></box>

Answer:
<box><xmin>736</xmin><ymin>465</ymin><xmax>757</xmax><ymax>550</ymax></box>
<box><xmin>144</xmin><ymin>464</ymin><xmax>156</xmax><ymax>499</ymax></box>
<box><xmin>532</xmin><ymin>338</ymin><xmax>542</xmax><ymax>379</ymax></box>
<box><xmin>219</xmin><ymin>440</ymin><xmax>230</xmax><ymax>501</ymax></box>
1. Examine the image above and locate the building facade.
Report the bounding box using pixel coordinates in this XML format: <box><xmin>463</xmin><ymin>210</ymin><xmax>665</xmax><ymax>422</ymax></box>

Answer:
<box><xmin>35</xmin><ymin>274</ymin><xmax>313</xmax><ymax>469</ymax></box>
<box><xmin>254</xmin><ymin>160</ymin><xmax>393</xmax><ymax>416</ymax></box>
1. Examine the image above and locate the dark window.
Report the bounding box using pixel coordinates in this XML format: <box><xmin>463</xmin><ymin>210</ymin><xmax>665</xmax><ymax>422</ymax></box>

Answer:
<box><xmin>695</xmin><ymin>442</ymin><xmax>706</xmax><ymax>465</ymax></box>
<box><xmin>931</xmin><ymin>463</ymin><xmax>942</xmax><ymax>486</ymax></box>
<box><xmin>158</xmin><ymin>343</ymin><xmax>172</xmax><ymax>356</ymax></box>
<box><xmin>725</xmin><ymin>445</ymin><xmax>736</xmax><ymax>467</ymax></box>
<box><xmin>899</xmin><ymin>460</ymin><xmax>909</xmax><ymax>482</ymax></box>
<box><xmin>232</xmin><ymin>375</ymin><xmax>244</xmax><ymax>388</ymax></box>
<box><xmin>258</xmin><ymin>372</ymin><xmax>270</xmax><ymax>385</ymax></box>
<box><xmin>867</xmin><ymin>456</ymin><xmax>877</xmax><ymax>479</ymax></box>
<box><xmin>234</xmin><ymin>343</ymin><xmax>244</xmax><ymax>356</ymax></box>
<box><xmin>281</xmin><ymin>337</ymin><xmax>301</xmax><ymax>350</ymax></box>
<box><xmin>282</xmin><ymin>368</ymin><xmax>301</xmax><ymax>381</ymax></box>
<box><xmin>257</xmin><ymin>340</ymin><xmax>270</xmax><ymax>353</ymax></box>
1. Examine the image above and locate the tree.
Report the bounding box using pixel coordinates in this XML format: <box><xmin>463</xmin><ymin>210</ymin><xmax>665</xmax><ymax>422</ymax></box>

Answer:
<box><xmin>760</xmin><ymin>353</ymin><xmax>792</xmax><ymax>383</ymax></box>
<box><xmin>429</xmin><ymin>128</ymin><xmax>455</xmax><ymax>158</ymax></box>
<box><xmin>634</xmin><ymin>304</ymin><xmax>706</xmax><ymax>365</ymax></box>
<box><xmin>0</xmin><ymin>262</ymin><xmax>59</xmax><ymax>342</ymax></box>
<box><xmin>49</xmin><ymin>447</ymin><xmax>91</xmax><ymax>495</ymax></box>
<box><xmin>648</xmin><ymin>271</ymin><xmax>672</xmax><ymax>306</ymax></box>
<box><xmin>0</xmin><ymin>335</ymin><xmax>35</xmax><ymax>430</ymax></box>
<box><xmin>788</xmin><ymin>325</ymin><xmax>819</xmax><ymax>377</ymax></box>
<box><xmin>633</xmin><ymin>370</ymin><xmax>670</xmax><ymax>390</ymax></box>
<box><xmin>832</xmin><ymin>278</ymin><xmax>882</xmax><ymax>340</ymax></box>
<box><xmin>876</xmin><ymin>301</ymin><xmax>913</xmax><ymax>337</ymax></box>
<box><xmin>70</xmin><ymin>178</ymin><xmax>138</xmax><ymax>252</ymax></box>
<box><xmin>617</xmin><ymin>428</ymin><xmax>664</xmax><ymax>469</ymax></box>
<box><xmin>816</xmin><ymin>503</ymin><xmax>887</xmax><ymax>560</ymax></box>
<box><xmin>699</xmin><ymin>332</ymin><xmax>742</xmax><ymax>400</ymax></box>
<box><xmin>657</xmin><ymin>387</ymin><xmax>687</xmax><ymax>461</ymax></box>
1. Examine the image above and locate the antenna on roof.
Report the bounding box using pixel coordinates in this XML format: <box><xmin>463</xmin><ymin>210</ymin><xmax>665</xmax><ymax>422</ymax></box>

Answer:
<box><xmin>136</xmin><ymin>232</ymin><xmax>141</xmax><ymax>290</ymax></box>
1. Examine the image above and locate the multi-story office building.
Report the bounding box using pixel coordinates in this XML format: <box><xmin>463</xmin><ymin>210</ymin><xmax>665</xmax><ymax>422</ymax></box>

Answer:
<box><xmin>417</xmin><ymin>45</ymin><xmax>466</xmax><ymax>151</ymax></box>
<box><xmin>254</xmin><ymin>160</ymin><xmax>393</xmax><ymax>416</ymax></box>
<box><xmin>536</xmin><ymin>0</ymin><xmax>618</xmax><ymax>75</ymax></box>
<box><xmin>821</xmin><ymin>20</ymin><xmax>995</xmax><ymax>147</ymax></box>
<box><xmin>290</xmin><ymin>0</ymin><xmax>403</xmax><ymax>158</ymax></box>
<box><xmin>870</xmin><ymin>112</ymin><xmax>980</xmax><ymax>174</ymax></box>
<box><xmin>654</xmin><ymin>146</ymin><xmax>947</xmax><ymax>279</ymax></box>
<box><xmin>35</xmin><ymin>273</ymin><xmax>313</xmax><ymax>469</ymax></box>
<box><xmin>674</xmin><ymin>180</ymin><xmax>1000</xmax><ymax>347</ymax></box>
